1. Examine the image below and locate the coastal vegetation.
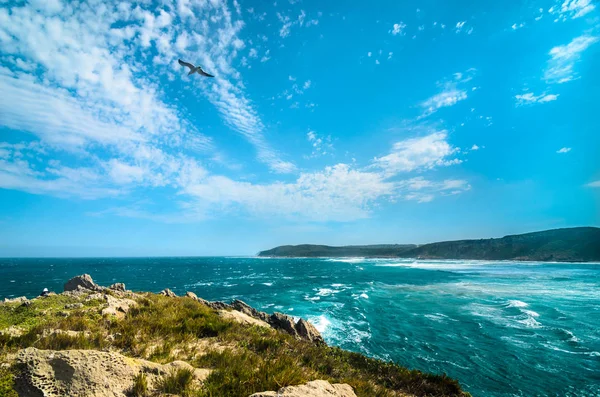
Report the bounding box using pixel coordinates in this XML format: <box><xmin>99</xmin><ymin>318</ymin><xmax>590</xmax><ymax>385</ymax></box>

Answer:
<box><xmin>259</xmin><ymin>227</ymin><xmax>600</xmax><ymax>262</ymax></box>
<box><xmin>0</xmin><ymin>276</ymin><xmax>470</xmax><ymax>397</ymax></box>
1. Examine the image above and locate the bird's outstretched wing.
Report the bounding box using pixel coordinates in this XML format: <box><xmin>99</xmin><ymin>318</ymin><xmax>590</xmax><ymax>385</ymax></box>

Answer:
<box><xmin>178</xmin><ymin>59</ymin><xmax>195</xmax><ymax>71</ymax></box>
<box><xmin>197</xmin><ymin>67</ymin><xmax>215</xmax><ymax>78</ymax></box>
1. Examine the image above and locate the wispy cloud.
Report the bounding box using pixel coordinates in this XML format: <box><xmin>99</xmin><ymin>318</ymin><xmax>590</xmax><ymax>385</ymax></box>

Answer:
<box><xmin>586</xmin><ymin>180</ymin><xmax>600</xmax><ymax>188</ymax></box>
<box><xmin>545</xmin><ymin>34</ymin><xmax>599</xmax><ymax>84</ymax></box>
<box><xmin>515</xmin><ymin>92</ymin><xmax>559</xmax><ymax>105</ymax></box>
<box><xmin>419</xmin><ymin>69</ymin><xmax>476</xmax><ymax>117</ymax></box>
<box><xmin>372</xmin><ymin>130</ymin><xmax>461</xmax><ymax>175</ymax></box>
<box><xmin>552</xmin><ymin>0</ymin><xmax>596</xmax><ymax>21</ymax></box>
<box><xmin>306</xmin><ymin>131</ymin><xmax>333</xmax><ymax>157</ymax></box>
<box><xmin>556</xmin><ymin>147</ymin><xmax>572</xmax><ymax>153</ymax></box>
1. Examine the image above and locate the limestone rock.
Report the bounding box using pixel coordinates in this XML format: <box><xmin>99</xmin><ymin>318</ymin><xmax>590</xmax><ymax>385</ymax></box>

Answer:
<box><xmin>159</xmin><ymin>288</ymin><xmax>177</xmax><ymax>297</ymax></box>
<box><xmin>109</xmin><ymin>283</ymin><xmax>126</xmax><ymax>292</ymax></box>
<box><xmin>250</xmin><ymin>380</ymin><xmax>357</xmax><ymax>397</ymax></box>
<box><xmin>101</xmin><ymin>295</ymin><xmax>137</xmax><ymax>319</ymax></box>
<box><xmin>15</xmin><ymin>347</ymin><xmax>211</xmax><ymax>397</ymax></box>
<box><xmin>185</xmin><ymin>291</ymin><xmax>198</xmax><ymax>300</ymax></box>
<box><xmin>218</xmin><ymin>310</ymin><xmax>272</xmax><ymax>329</ymax></box>
<box><xmin>63</xmin><ymin>274</ymin><xmax>101</xmax><ymax>292</ymax></box>
<box><xmin>296</xmin><ymin>319</ymin><xmax>324</xmax><ymax>344</ymax></box>
<box><xmin>232</xmin><ymin>300</ymin><xmax>270</xmax><ymax>323</ymax></box>
<box><xmin>3</xmin><ymin>296</ymin><xmax>28</xmax><ymax>304</ymax></box>
<box><xmin>65</xmin><ymin>303</ymin><xmax>84</xmax><ymax>310</ymax></box>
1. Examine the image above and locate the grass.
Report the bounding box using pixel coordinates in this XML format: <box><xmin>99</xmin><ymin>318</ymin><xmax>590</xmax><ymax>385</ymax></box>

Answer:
<box><xmin>0</xmin><ymin>292</ymin><xmax>470</xmax><ymax>397</ymax></box>
<box><xmin>129</xmin><ymin>373</ymin><xmax>149</xmax><ymax>397</ymax></box>
<box><xmin>156</xmin><ymin>368</ymin><xmax>195</xmax><ymax>397</ymax></box>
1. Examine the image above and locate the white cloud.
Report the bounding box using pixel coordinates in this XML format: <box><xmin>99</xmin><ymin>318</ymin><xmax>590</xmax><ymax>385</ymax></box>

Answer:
<box><xmin>367</xmin><ymin>51</ymin><xmax>372</xmax><ymax>57</ymax></box>
<box><xmin>545</xmin><ymin>34</ymin><xmax>599</xmax><ymax>84</ymax></box>
<box><xmin>373</xmin><ymin>131</ymin><xmax>461</xmax><ymax>175</ymax></box>
<box><xmin>511</xmin><ymin>22</ymin><xmax>525</xmax><ymax>30</ymax></box>
<box><xmin>277</xmin><ymin>10</ymin><xmax>319</xmax><ymax>38</ymax></box>
<box><xmin>554</xmin><ymin>0</ymin><xmax>596</xmax><ymax>20</ymax></box>
<box><xmin>306</xmin><ymin>130</ymin><xmax>333</xmax><ymax>157</ymax></box>
<box><xmin>586</xmin><ymin>180</ymin><xmax>600</xmax><ymax>188</ymax></box>
<box><xmin>515</xmin><ymin>92</ymin><xmax>559</xmax><ymax>105</ymax></box>
<box><xmin>303</xmin><ymin>80</ymin><xmax>311</xmax><ymax>90</ymax></box>
<box><xmin>419</xmin><ymin>69</ymin><xmax>475</xmax><ymax>117</ymax></box>
<box><xmin>248</xmin><ymin>48</ymin><xmax>258</xmax><ymax>58</ymax></box>
<box><xmin>0</xmin><ymin>0</ymin><xmax>294</xmax><ymax>176</ymax></box>
<box><xmin>260</xmin><ymin>49</ymin><xmax>271</xmax><ymax>62</ymax></box>
<box><xmin>388</xmin><ymin>52</ymin><xmax>393</xmax><ymax>60</ymax></box>
<box><xmin>556</xmin><ymin>147</ymin><xmax>572</xmax><ymax>153</ymax></box>
<box><xmin>455</xmin><ymin>21</ymin><xmax>466</xmax><ymax>33</ymax></box>
<box><xmin>471</xmin><ymin>144</ymin><xmax>480</xmax><ymax>151</ymax></box>
<box><xmin>391</xmin><ymin>23</ymin><xmax>406</xmax><ymax>36</ymax></box>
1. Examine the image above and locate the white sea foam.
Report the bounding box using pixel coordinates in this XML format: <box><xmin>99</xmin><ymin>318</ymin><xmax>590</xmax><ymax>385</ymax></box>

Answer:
<box><xmin>326</xmin><ymin>258</ymin><xmax>366</xmax><ymax>263</ymax></box>
<box><xmin>507</xmin><ymin>300</ymin><xmax>529</xmax><ymax>308</ymax></box>
<box><xmin>304</xmin><ymin>295</ymin><xmax>320</xmax><ymax>301</ymax></box>
<box><xmin>262</xmin><ymin>282</ymin><xmax>273</xmax><ymax>286</ymax></box>
<box><xmin>360</xmin><ymin>293</ymin><xmax>369</xmax><ymax>299</ymax></box>
<box><xmin>310</xmin><ymin>315</ymin><xmax>331</xmax><ymax>333</ymax></box>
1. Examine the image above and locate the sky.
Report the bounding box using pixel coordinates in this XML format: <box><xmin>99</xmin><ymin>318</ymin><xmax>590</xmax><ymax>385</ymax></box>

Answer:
<box><xmin>0</xmin><ymin>0</ymin><xmax>599</xmax><ymax>257</ymax></box>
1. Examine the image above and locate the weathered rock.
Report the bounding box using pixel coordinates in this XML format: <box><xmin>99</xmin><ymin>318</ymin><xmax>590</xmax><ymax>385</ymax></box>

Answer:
<box><xmin>15</xmin><ymin>347</ymin><xmax>211</xmax><ymax>397</ymax></box>
<box><xmin>101</xmin><ymin>295</ymin><xmax>137</xmax><ymax>319</ymax></box>
<box><xmin>250</xmin><ymin>380</ymin><xmax>357</xmax><ymax>397</ymax></box>
<box><xmin>218</xmin><ymin>310</ymin><xmax>272</xmax><ymax>329</ymax></box>
<box><xmin>268</xmin><ymin>312</ymin><xmax>298</xmax><ymax>337</ymax></box>
<box><xmin>65</xmin><ymin>303</ymin><xmax>84</xmax><ymax>310</ymax></box>
<box><xmin>109</xmin><ymin>283</ymin><xmax>126</xmax><ymax>292</ymax></box>
<box><xmin>296</xmin><ymin>318</ymin><xmax>324</xmax><ymax>344</ymax></box>
<box><xmin>3</xmin><ymin>296</ymin><xmax>28</xmax><ymax>304</ymax></box>
<box><xmin>63</xmin><ymin>274</ymin><xmax>102</xmax><ymax>292</ymax></box>
<box><xmin>232</xmin><ymin>300</ymin><xmax>270</xmax><ymax>323</ymax></box>
<box><xmin>159</xmin><ymin>288</ymin><xmax>177</xmax><ymax>297</ymax></box>
<box><xmin>0</xmin><ymin>325</ymin><xmax>24</xmax><ymax>338</ymax></box>
<box><xmin>185</xmin><ymin>291</ymin><xmax>198</xmax><ymax>300</ymax></box>
<box><xmin>205</xmin><ymin>301</ymin><xmax>232</xmax><ymax>311</ymax></box>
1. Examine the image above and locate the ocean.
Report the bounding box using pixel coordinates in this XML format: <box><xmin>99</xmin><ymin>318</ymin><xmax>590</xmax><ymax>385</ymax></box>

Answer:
<box><xmin>1</xmin><ymin>257</ymin><xmax>599</xmax><ymax>397</ymax></box>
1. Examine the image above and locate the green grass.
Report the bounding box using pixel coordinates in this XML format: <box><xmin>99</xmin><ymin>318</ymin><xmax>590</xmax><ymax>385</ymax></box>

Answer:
<box><xmin>0</xmin><ymin>293</ymin><xmax>470</xmax><ymax>397</ymax></box>
<box><xmin>156</xmin><ymin>368</ymin><xmax>196</xmax><ymax>397</ymax></box>
<box><xmin>0</xmin><ymin>366</ymin><xmax>18</xmax><ymax>397</ymax></box>
<box><xmin>129</xmin><ymin>372</ymin><xmax>149</xmax><ymax>397</ymax></box>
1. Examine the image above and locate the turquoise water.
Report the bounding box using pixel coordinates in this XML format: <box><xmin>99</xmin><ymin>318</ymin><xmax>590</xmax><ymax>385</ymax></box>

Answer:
<box><xmin>1</xmin><ymin>257</ymin><xmax>599</xmax><ymax>397</ymax></box>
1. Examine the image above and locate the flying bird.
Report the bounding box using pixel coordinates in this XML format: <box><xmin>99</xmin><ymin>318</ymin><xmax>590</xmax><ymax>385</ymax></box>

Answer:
<box><xmin>178</xmin><ymin>59</ymin><xmax>214</xmax><ymax>77</ymax></box>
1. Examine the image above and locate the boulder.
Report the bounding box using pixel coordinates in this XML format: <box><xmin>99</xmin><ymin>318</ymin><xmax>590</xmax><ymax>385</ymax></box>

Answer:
<box><xmin>64</xmin><ymin>303</ymin><xmax>84</xmax><ymax>310</ymax></box>
<box><xmin>296</xmin><ymin>319</ymin><xmax>324</xmax><ymax>344</ymax></box>
<box><xmin>250</xmin><ymin>380</ymin><xmax>357</xmax><ymax>397</ymax></box>
<box><xmin>3</xmin><ymin>296</ymin><xmax>28</xmax><ymax>304</ymax></box>
<box><xmin>205</xmin><ymin>301</ymin><xmax>232</xmax><ymax>311</ymax></box>
<box><xmin>268</xmin><ymin>312</ymin><xmax>298</xmax><ymax>337</ymax></box>
<box><xmin>15</xmin><ymin>347</ymin><xmax>211</xmax><ymax>397</ymax></box>
<box><xmin>159</xmin><ymin>288</ymin><xmax>176</xmax><ymax>297</ymax></box>
<box><xmin>109</xmin><ymin>283</ymin><xmax>126</xmax><ymax>292</ymax></box>
<box><xmin>63</xmin><ymin>274</ymin><xmax>101</xmax><ymax>292</ymax></box>
<box><xmin>185</xmin><ymin>291</ymin><xmax>199</xmax><ymax>300</ymax></box>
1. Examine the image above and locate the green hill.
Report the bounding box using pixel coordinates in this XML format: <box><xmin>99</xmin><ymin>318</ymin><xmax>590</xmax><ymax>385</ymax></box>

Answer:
<box><xmin>258</xmin><ymin>227</ymin><xmax>600</xmax><ymax>262</ymax></box>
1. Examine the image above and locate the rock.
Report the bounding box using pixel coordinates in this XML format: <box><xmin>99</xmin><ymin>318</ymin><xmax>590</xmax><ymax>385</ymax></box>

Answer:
<box><xmin>101</xmin><ymin>295</ymin><xmax>137</xmax><ymax>319</ymax></box>
<box><xmin>63</xmin><ymin>274</ymin><xmax>102</xmax><ymax>292</ymax></box>
<box><xmin>15</xmin><ymin>347</ymin><xmax>211</xmax><ymax>397</ymax></box>
<box><xmin>268</xmin><ymin>312</ymin><xmax>298</xmax><ymax>337</ymax></box>
<box><xmin>205</xmin><ymin>301</ymin><xmax>232</xmax><ymax>311</ymax></box>
<box><xmin>109</xmin><ymin>283</ymin><xmax>126</xmax><ymax>292</ymax></box>
<box><xmin>218</xmin><ymin>310</ymin><xmax>272</xmax><ymax>329</ymax></box>
<box><xmin>231</xmin><ymin>300</ymin><xmax>270</xmax><ymax>323</ymax></box>
<box><xmin>3</xmin><ymin>296</ymin><xmax>28</xmax><ymax>304</ymax></box>
<box><xmin>296</xmin><ymin>318</ymin><xmax>324</xmax><ymax>344</ymax></box>
<box><xmin>65</xmin><ymin>303</ymin><xmax>84</xmax><ymax>310</ymax></box>
<box><xmin>0</xmin><ymin>325</ymin><xmax>25</xmax><ymax>338</ymax></box>
<box><xmin>185</xmin><ymin>291</ymin><xmax>198</xmax><ymax>300</ymax></box>
<box><xmin>41</xmin><ymin>329</ymin><xmax>90</xmax><ymax>338</ymax></box>
<box><xmin>159</xmin><ymin>288</ymin><xmax>176</xmax><ymax>297</ymax></box>
<box><xmin>250</xmin><ymin>380</ymin><xmax>357</xmax><ymax>397</ymax></box>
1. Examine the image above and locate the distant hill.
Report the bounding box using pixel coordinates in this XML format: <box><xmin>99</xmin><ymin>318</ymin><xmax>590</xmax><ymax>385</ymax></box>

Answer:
<box><xmin>258</xmin><ymin>227</ymin><xmax>600</xmax><ymax>262</ymax></box>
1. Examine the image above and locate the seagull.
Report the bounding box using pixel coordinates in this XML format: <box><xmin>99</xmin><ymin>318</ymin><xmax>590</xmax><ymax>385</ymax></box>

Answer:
<box><xmin>178</xmin><ymin>59</ymin><xmax>214</xmax><ymax>77</ymax></box>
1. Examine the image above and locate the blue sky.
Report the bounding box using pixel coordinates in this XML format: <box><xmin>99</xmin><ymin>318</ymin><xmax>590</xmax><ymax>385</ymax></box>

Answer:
<box><xmin>0</xmin><ymin>0</ymin><xmax>598</xmax><ymax>256</ymax></box>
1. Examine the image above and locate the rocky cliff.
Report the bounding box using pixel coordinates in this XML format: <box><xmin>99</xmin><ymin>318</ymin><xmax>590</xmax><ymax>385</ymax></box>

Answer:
<box><xmin>0</xmin><ymin>274</ymin><xmax>470</xmax><ymax>397</ymax></box>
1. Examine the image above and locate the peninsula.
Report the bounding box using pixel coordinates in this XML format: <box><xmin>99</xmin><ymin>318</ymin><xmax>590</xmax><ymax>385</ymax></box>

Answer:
<box><xmin>258</xmin><ymin>227</ymin><xmax>600</xmax><ymax>262</ymax></box>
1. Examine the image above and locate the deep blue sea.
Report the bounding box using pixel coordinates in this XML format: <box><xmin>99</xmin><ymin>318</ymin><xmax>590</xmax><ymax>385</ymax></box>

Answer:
<box><xmin>1</xmin><ymin>257</ymin><xmax>599</xmax><ymax>397</ymax></box>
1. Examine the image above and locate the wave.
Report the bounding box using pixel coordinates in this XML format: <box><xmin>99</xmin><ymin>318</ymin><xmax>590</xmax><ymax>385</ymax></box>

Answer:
<box><xmin>506</xmin><ymin>300</ymin><xmax>529</xmax><ymax>308</ymax></box>
<box><xmin>310</xmin><ymin>315</ymin><xmax>332</xmax><ymax>333</ymax></box>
